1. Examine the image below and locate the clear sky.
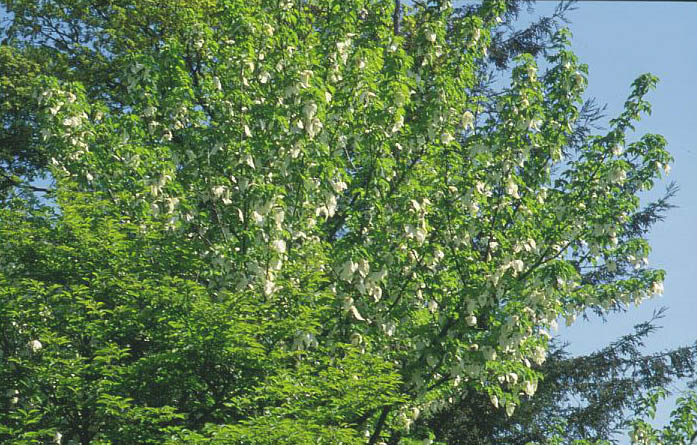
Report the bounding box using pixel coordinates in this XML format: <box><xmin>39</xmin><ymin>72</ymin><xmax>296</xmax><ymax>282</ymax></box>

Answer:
<box><xmin>525</xmin><ymin>0</ymin><xmax>697</xmax><ymax>439</ymax></box>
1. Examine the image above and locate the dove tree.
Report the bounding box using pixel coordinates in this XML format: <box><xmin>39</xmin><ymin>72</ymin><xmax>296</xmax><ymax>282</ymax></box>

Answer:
<box><xmin>0</xmin><ymin>0</ymin><xmax>673</xmax><ymax>443</ymax></box>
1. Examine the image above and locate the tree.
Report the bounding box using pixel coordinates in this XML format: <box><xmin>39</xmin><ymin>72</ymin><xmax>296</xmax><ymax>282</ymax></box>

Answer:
<box><xmin>429</xmin><ymin>309</ymin><xmax>697</xmax><ymax>444</ymax></box>
<box><xmin>0</xmin><ymin>0</ymin><xmax>679</xmax><ymax>443</ymax></box>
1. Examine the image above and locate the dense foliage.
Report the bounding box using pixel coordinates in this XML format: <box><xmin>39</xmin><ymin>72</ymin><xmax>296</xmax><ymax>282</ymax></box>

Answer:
<box><xmin>1</xmin><ymin>0</ymin><xmax>693</xmax><ymax>443</ymax></box>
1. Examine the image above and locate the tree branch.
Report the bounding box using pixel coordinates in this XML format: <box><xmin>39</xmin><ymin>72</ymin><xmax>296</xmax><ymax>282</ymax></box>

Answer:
<box><xmin>393</xmin><ymin>0</ymin><xmax>401</xmax><ymax>36</ymax></box>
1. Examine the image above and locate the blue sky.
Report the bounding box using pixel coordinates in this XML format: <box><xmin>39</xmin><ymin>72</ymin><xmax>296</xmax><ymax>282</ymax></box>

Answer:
<box><xmin>546</xmin><ymin>1</ymin><xmax>697</xmax><ymax>352</ymax></box>
<box><xmin>527</xmin><ymin>0</ymin><xmax>697</xmax><ymax>438</ymax></box>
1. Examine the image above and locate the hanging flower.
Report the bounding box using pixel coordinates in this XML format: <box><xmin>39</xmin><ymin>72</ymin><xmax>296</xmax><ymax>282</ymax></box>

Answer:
<box><xmin>505</xmin><ymin>178</ymin><xmax>520</xmax><ymax>199</ymax></box>
<box><xmin>339</xmin><ymin>260</ymin><xmax>358</xmax><ymax>282</ymax></box>
<box><xmin>391</xmin><ymin>115</ymin><xmax>404</xmax><ymax>133</ymax></box>
<box><xmin>441</xmin><ymin>132</ymin><xmax>454</xmax><ymax>144</ymax></box>
<box><xmin>243</xmin><ymin>153</ymin><xmax>255</xmax><ymax>169</ymax></box>
<box><xmin>462</xmin><ymin>111</ymin><xmax>475</xmax><ymax>130</ymax></box>
<box><xmin>425</xmin><ymin>30</ymin><xmax>437</xmax><ymax>43</ymax></box>
<box><xmin>490</xmin><ymin>393</ymin><xmax>499</xmax><ymax>408</ymax></box>
<box><xmin>303</xmin><ymin>102</ymin><xmax>318</xmax><ymax>120</ymax></box>
<box><xmin>428</xmin><ymin>300</ymin><xmax>439</xmax><ymax>313</ymax></box>
<box><xmin>27</xmin><ymin>339</ymin><xmax>42</xmax><ymax>352</ymax></box>
<box><xmin>465</xmin><ymin>314</ymin><xmax>477</xmax><ymax>327</ymax></box>
<box><xmin>271</xmin><ymin>239</ymin><xmax>286</xmax><ymax>254</ymax></box>
<box><xmin>523</xmin><ymin>380</ymin><xmax>537</xmax><ymax>397</ymax></box>
<box><xmin>349</xmin><ymin>305</ymin><xmax>365</xmax><ymax>321</ymax></box>
<box><xmin>651</xmin><ymin>280</ymin><xmax>664</xmax><ymax>296</ymax></box>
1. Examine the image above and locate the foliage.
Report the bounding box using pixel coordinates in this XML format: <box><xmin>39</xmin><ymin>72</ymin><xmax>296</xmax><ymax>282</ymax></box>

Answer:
<box><xmin>0</xmin><ymin>0</ymin><xmax>685</xmax><ymax>443</ymax></box>
<box><xmin>429</xmin><ymin>309</ymin><xmax>697</xmax><ymax>444</ymax></box>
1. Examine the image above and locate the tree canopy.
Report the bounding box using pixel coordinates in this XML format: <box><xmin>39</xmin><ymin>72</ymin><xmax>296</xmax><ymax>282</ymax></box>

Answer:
<box><xmin>1</xmin><ymin>1</ymin><xmax>692</xmax><ymax>444</ymax></box>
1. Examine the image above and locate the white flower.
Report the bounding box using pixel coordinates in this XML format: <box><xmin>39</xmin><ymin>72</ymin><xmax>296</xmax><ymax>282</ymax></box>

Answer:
<box><xmin>7</xmin><ymin>389</ymin><xmax>19</xmax><ymax>405</ymax></box>
<box><xmin>391</xmin><ymin>115</ymin><xmax>404</xmax><ymax>133</ymax></box>
<box><xmin>62</xmin><ymin>116</ymin><xmax>81</xmax><ymax>127</ymax></box>
<box><xmin>433</xmin><ymin>249</ymin><xmax>445</xmax><ymax>263</ymax></box>
<box><xmin>651</xmin><ymin>280</ymin><xmax>664</xmax><ymax>296</ymax></box>
<box><xmin>425</xmin><ymin>30</ymin><xmax>437</xmax><ymax>43</ymax></box>
<box><xmin>269</xmin><ymin>256</ymin><xmax>283</xmax><ymax>271</ymax></box>
<box><xmin>465</xmin><ymin>314</ymin><xmax>477</xmax><ymax>327</ymax></box>
<box><xmin>370</xmin><ymin>285</ymin><xmax>382</xmax><ymax>302</ymax></box>
<box><xmin>441</xmin><ymin>132</ymin><xmax>454</xmax><ymax>144</ymax></box>
<box><xmin>612</xmin><ymin>144</ymin><xmax>623</xmax><ymax>156</ymax></box>
<box><xmin>165</xmin><ymin>197</ymin><xmax>180</xmax><ymax>213</ymax></box>
<box><xmin>259</xmin><ymin>71</ymin><xmax>270</xmax><ymax>84</ymax></box>
<box><xmin>244</xmin><ymin>125</ymin><xmax>252</xmax><ymax>138</ymax></box>
<box><xmin>300</xmin><ymin>70</ymin><xmax>314</xmax><ymax>88</ymax></box>
<box><xmin>510</xmin><ymin>259</ymin><xmax>524</xmax><ymax>274</ymax></box>
<box><xmin>212</xmin><ymin>185</ymin><xmax>226</xmax><ymax>199</ymax></box>
<box><xmin>243</xmin><ymin>153</ymin><xmax>255</xmax><ymax>169</ymax></box>
<box><xmin>349</xmin><ymin>305</ymin><xmax>365</xmax><ymax>321</ymax></box>
<box><xmin>482</xmin><ymin>346</ymin><xmax>497</xmax><ymax>361</ymax></box>
<box><xmin>490</xmin><ymin>394</ymin><xmax>499</xmax><ymax>408</ymax></box>
<box><xmin>357</xmin><ymin>259</ymin><xmax>370</xmax><ymax>277</ymax></box>
<box><xmin>414</xmin><ymin>227</ymin><xmax>427</xmax><ymax>244</ymax></box>
<box><xmin>532</xmin><ymin>346</ymin><xmax>547</xmax><ymax>365</ymax></box>
<box><xmin>53</xmin><ymin>432</ymin><xmax>63</xmax><ymax>444</ymax></box>
<box><xmin>574</xmin><ymin>72</ymin><xmax>584</xmax><ymax>85</ymax></box>
<box><xmin>303</xmin><ymin>102</ymin><xmax>318</xmax><ymax>120</ymax></box>
<box><xmin>523</xmin><ymin>380</ymin><xmax>537</xmax><ymax>397</ymax></box>
<box><xmin>271</xmin><ymin>239</ymin><xmax>286</xmax><ymax>254</ymax></box>
<box><xmin>306</xmin><ymin>117</ymin><xmax>323</xmax><ymax>139</ymax></box>
<box><xmin>273</xmin><ymin>209</ymin><xmax>285</xmax><ymax>228</ymax></box>
<box><xmin>332</xmin><ymin>180</ymin><xmax>348</xmax><ymax>194</ymax></box>
<box><xmin>325</xmin><ymin>193</ymin><xmax>337</xmax><ymax>217</ymax></box>
<box><xmin>28</xmin><ymin>339</ymin><xmax>42</xmax><ymax>352</ymax></box>
<box><xmin>607</xmin><ymin>166</ymin><xmax>626</xmax><ymax>184</ymax></box>
<box><xmin>339</xmin><ymin>260</ymin><xmax>358</xmax><ymax>282</ymax></box>
<box><xmin>526</xmin><ymin>65</ymin><xmax>537</xmax><ymax>80</ymax></box>
<box><xmin>263</xmin><ymin>278</ymin><xmax>277</xmax><ymax>296</ymax></box>
<box><xmin>337</xmin><ymin>39</ymin><xmax>351</xmax><ymax>53</ymax></box>
<box><xmin>461</xmin><ymin>111</ymin><xmax>475</xmax><ymax>130</ymax></box>
<box><xmin>405</xmin><ymin>224</ymin><xmax>427</xmax><ymax>244</ymax></box>
<box><xmin>505</xmin><ymin>402</ymin><xmax>516</xmax><ymax>417</ymax></box>
<box><xmin>527</xmin><ymin>119</ymin><xmax>542</xmax><ymax>132</ymax></box>
<box><xmin>472</xmin><ymin>28</ymin><xmax>481</xmax><ymax>42</ymax></box>
<box><xmin>505</xmin><ymin>178</ymin><xmax>520</xmax><ymax>199</ymax></box>
<box><xmin>428</xmin><ymin>300</ymin><xmax>439</xmax><ymax>313</ymax></box>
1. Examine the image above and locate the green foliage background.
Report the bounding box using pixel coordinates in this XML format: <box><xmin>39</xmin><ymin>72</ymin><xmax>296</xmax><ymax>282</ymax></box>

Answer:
<box><xmin>0</xmin><ymin>0</ymin><xmax>694</xmax><ymax>444</ymax></box>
